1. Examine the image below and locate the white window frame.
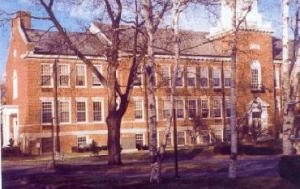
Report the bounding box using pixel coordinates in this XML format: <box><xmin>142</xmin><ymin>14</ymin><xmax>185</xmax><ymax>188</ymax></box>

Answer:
<box><xmin>75</xmin><ymin>64</ymin><xmax>87</xmax><ymax>88</ymax></box>
<box><xmin>92</xmin><ymin>97</ymin><xmax>105</xmax><ymax>123</ymax></box>
<box><xmin>162</xmin><ymin>98</ymin><xmax>172</xmax><ymax>120</ymax></box>
<box><xmin>225</xmin><ymin>97</ymin><xmax>231</xmax><ymax>118</ymax></box>
<box><xmin>135</xmin><ymin>133</ymin><xmax>144</xmax><ymax>146</ymax></box>
<box><xmin>212</xmin><ymin>97</ymin><xmax>222</xmax><ymax>118</ymax></box>
<box><xmin>58</xmin><ymin>64</ymin><xmax>70</xmax><ymax>88</ymax></box>
<box><xmin>200</xmin><ymin>67</ymin><xmax>209</xmax><ymax>88</ymax></box>
<box><xmin>187</xmin><ymin>99</ymin><xmax>197</xmax><ymax>119</ymax></box>
<box><xmin>77</xmin><ymin>136</ymin><xmax>87</xmax><ymax>147</ymax></box>
<box><xmin>250</xmin><ymin>60</ymin><xmax>262</xmax><ymax>90</ymax></box>
<box><xmin>58</xmin><ymin>98</ymin><xmax>71</xmax><ymax>124</ymax></box>
<box><xmin>200</xmin><ymin>98</ymin><xmax>210</xmax><ymax>118</ymax></box>
<box><xmin>40</xmin><ymin>98</ymin><xmax>53</xmax><ymax>125</ymax></box>
<box><xmin>212</xmin><ymin>68</ymin><xmax>221</xmax><ymax>88</ymax></box>
<box><xmin>175</xmin><ymin>65</ymin><xmax>184</xmax><ymax>87</ymax></box>
<box><xmin>224</xmin><ymin>69</ymin><xmax>231</xmax><ymax>88</ymax></box>
<box><xmin>133</xmin><ymin>97</ymin><xmax>144</xmax><ymax>121</ymax></box>
<box><xmin>187</xmin><ymin>67</ymin><xmax>196</xmax><ymax>87</ymax></box>
<box><xmin>41</xmin><ymin>63</ymin><xmax>53</xmax><ymax>88</ymax></box>
<box><xmin>76</xmin><ymin>98</ymin><xmax>88</xmax><ymax>123</ymax></box>
<box><xmin>92</xmin><ymin>65</ymin><xmax>103</xmax><ymax>88</ymax></box>
<box><xmin>175</xmin><ymin>99</ymin><xmax>185</xmax><ymax>119</ymax></box>
<box><xmin>160</xmin><ymin>65</ymin><xmax>171</xmax><ymax>87</ymax></box>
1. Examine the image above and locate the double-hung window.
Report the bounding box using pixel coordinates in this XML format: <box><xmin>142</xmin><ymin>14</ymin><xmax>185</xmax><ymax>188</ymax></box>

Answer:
<box><xmin>200</xmin><ymin>67</ymin><xmax>208</xmax><ymax>88</ymax></box>
<box><xmin>77</xmin><ymin>136</ymin><xmax>87</xmax><ymax>147</ymax></box>
<box><xmin>187</xmin><ymin>67</ymin><xmax>196</xmax><ymax>87</ymax></box>
<box><xmin>224</xmin><ymin>70</ymin><xmax>231</xmax><ymax>88</ymax></box>
<box><xmin>41</xmin><ymin>64</ymin><xmax>52</xmax><ymax>87</ymax></box>
<box><xmin>41</xmin><ymin>101</ymin><xmax>53</xmax><ymax>124</ymax></box>
<box><xmin>200</xmin><ymin>99</ymin><xmax>209</xmax><ymax>118</ymax></box>
<box><xmin>175</xmin><ymin>99</ymin><xmax>184</xmax><ymax>119</ymax></box>
<box><xmin>251</xmin><ymin>61</ymin><xmax>261</xmax><ymax>90</ymax></box>
<box><xmin>163</xmin><ymin>99</ymin><xmax>172</xmax><ymax>119</ymax></box>
<box><xmin>175</xmin><ymin>66</ymin><xmax>184</xmax><ymax>87</ymax></box>
<box><xmin>225</xmin><ymin>98</ymin><xmax>231</xmax><ymax>117</ymax></box>
<box><xmin>76</xmin><ymin>100</ymin><xmax>87</xmax><ymax>122</ymax></box>
<box><xmin>93</xmin><ymin>100</ymin><xmax>103</xmax><ymax>122</ymax></box>
<box><xmin>92</xmin><ymin>65</ymin><xmax>103</xmax><ymax>87</ymax></box>
<box><xmin>58</xmin><ymin>64</ymin><xmax>69</xmax><ymax>87</ymax></box>
<box><xmin>212</xmin><ymin>69</ymin><xmax>221</xmax><ymax>88</ymax></box>
<box><xmin>134</xmin><ymin>99</ymin><xmax>144</xmax><ymax>120</ymax></box>
<box><xmin>161</xmin><ymin>65</ymin><xmax>170</xmax><ymax>87</ymax></box>
<box><xmin>76</xmin><ymin>65</ymin><xmax>86</xmax><ymax>87</ymax></box>
<box><xmin>212</xmin><ymin>98</ymin><xmax>222</xmax><ymax>118</ymax></box>
<box><xmin>188</xmin><ymin>99</ymin><xmax>197</xmax><ymax>119</ymax></box>
<box><xmin>59</xmin><ymin>100</ymin><xmax>70</xmax><ymax>123</ymax></box>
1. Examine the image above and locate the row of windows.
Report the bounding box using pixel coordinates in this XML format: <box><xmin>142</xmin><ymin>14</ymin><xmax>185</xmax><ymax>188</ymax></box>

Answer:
<box><xmin>41</xmin><ymin>64</ymin><xmax>102</xmax><ymax>87</ymax></box>
<box><xmin>40</xmin><ymin>63</ymin><xmax>232</xmax><ymax>89</ymax></box>
<box><xmin>133</xmin><ymin>97</ymin><xmax>232</xmax><ymax>121</ymax></box>
<box><xmin>41</xmin><ymin>98</ymin><xmax>104</xmax><ymax>124</ymax></box>
<box><xmin>41</xmin><ymin>97</ymin><xmax>232</xmax><ymax>125</ymax></box>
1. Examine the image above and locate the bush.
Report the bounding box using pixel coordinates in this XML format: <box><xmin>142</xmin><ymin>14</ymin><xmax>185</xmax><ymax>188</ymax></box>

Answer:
<box><xmin>213</xmin><ymin>143</ymin><xmax>282</xmax><ymax>155</ymax></box>
<box><xmin>2</xmin><ymin>146</ymin><xmax>21</xmax><ymax>157</ymax></box>
<box><xmin>278</xmin><ymin>156</ymin><xmax>300</xmax><ymax>185</ymax></box>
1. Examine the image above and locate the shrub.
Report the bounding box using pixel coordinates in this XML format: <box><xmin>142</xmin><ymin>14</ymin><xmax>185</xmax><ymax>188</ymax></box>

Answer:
<box><xmin>2</xmin><ymin>146</ymin><xmax>21</xmax><ymax>157</ymax></box>
<box><xmin>278</xmin><ymin>156</ymin><xmax>300</xmax><ymax>185</ymax></box>
<box><xmin>213</xmin><ymin>143</ymin><xmax>282</xmax><ymax>155</ymax></box>
<box><xmin>213</xmin><ymin>143</ymin><xmax>230</xmax><ymax>154</ymax></box>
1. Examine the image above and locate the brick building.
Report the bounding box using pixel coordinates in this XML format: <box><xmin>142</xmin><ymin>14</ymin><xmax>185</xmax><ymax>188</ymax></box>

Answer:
<box><xmin>2</xmin><ymin>1</ymin><xmax>284</xmax><ymax>154</ymax></box>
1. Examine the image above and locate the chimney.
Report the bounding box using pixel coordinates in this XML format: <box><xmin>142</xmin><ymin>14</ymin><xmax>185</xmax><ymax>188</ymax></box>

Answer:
<box><xmin>13</xmin><ymin>11</ymin><xmax>31</xmax><ymax>29</ymax></box>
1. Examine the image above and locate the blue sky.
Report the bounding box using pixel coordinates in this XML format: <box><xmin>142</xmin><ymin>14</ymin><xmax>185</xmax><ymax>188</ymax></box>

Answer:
<box><xmin>0</xmin><ymin>0</ymin><xmax>282</xmax><ymax>80</ymax></box>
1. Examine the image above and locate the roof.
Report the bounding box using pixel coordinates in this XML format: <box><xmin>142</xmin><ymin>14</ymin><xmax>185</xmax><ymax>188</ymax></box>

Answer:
<box><xmin>23</xmin><ymin>24</ymin><xmax>229</xmax><ymax>58</ymax></box>
<box><xmin>23</xmin><ymin>24</ymin><xmax>282</xmax><ymax>59</ymax></box>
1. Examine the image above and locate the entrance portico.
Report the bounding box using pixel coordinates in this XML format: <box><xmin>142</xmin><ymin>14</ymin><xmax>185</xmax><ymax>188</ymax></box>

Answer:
<box><xmin>1</xmin><ymin>105</ymin><xmax>19</xmax><ymax>146</ymax></box>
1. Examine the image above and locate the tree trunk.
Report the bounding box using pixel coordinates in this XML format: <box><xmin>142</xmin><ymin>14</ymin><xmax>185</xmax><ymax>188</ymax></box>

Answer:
<box><xmin>282</xmin><ymin>0</ymin><xmax>295</xmax><ymax>155</ymax></box>
<box><xmin>106</xmin><ymin>113</ymin><xmax>122</xmax><ymax>165</ymax></box>
<box><xmin>229</xmin><ymin>0</ymin><xmax>238</xmax><ymax>179</ymax></box>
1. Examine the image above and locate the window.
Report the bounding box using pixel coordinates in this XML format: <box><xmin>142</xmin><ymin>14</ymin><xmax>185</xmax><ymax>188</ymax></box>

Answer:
<box><xmin>135</xmin><ymin>134</ymin><xmax>143</xmax><ymax>146</ymax></box>
<box><xmin>251</xmin><ymin>61</ymin><xmax>261</xmax><ymax>90</ymax></box>
<box><xmin>212</xmin><ymin>98</ymin><xmax>222</xmax><ymax>118</ymax></box>
<box><xmin>175</xmin><ymin>99</ymin><xmax>184</xmax><ymax>119</ymax></box>
<box><xmin>275</xmin><ymin>67</ymin><xmax>280</xmax><ymax>88</ymax></box>
<box><xmin>212</xmin><ymin>68</ymin><xmax>221</xmax><ymax>88</ymax></box>
<box><xmin>177</xmin><ymin>131</ymin><xmax>185</xmax><ymax>145</ymax></box>
<box><xmin>133</xmin><ymin>66</ymin><xmax>143</xmax><ymax>86</ymax></box>
<box><xmin>76</xmin><ymin>100</ymin><xmax>87</xmax><ymax>122</ymax></box>
<box><xmin>200</xmin><ymin>67</ymin><xmax>208</xmax><ymax>88</ymax></box>
<box><xmin>276</xmin><ymin>96</ymin><xmax>281</xmax><ymax>112</ymax></box>
<box><xmin>58</xmin><ymin>65</ymin><xmax>69</xmax><ymax>87</ymax></box>
<box><xmin>93</xmin><ymin>101</ymin><xmax>103</xmax><ymax>122</ymax></box>
<box><xmin>41</xmin><ymin>101</ymin><xmax>52</xmax><ymax>123</ymax></box>
<box><xmin>59</xmin><ymin>100</ymin><xmax>70</xmax><ymax>123</ymax></box>
<box><xmin>200</xmin><ymin>99</ymin><xmax>209</xmax><ymax>118</ymax></box>
<box><xmin>225</xmin><ymin>98</ymin><xmax>231</xmax><ymax>117</ymax></box>
<box><xmin>187</xmin><ymin>67</ymin><xmax>196</xmax><ymax>87</ymax></box>
<box><xmin>163</xmin><ymin>100</ymin><xmax>172</xmax><ymax>119</ymax></box>
<box><xmin>134</xmin><ymin>99</ymin><xmax>144</xmax><ymax>120</ymax></box>
<box><xmin>175</xmin><ymin>66</ymin><xmax>184</xmax><ymax>87</ymax></box>
<box><xmin>76</xmin><ymin>65</ymin><xmax>86</xmax><ymax>86</ymax></box>
<box><xmin>41</xmin><ymin>64</ymin><xmax>52</xmax><ymax>86</ymax></box>
<box><xmin>188</xmin><ymin>99</ymin><xmax>197</xmax><ymax>118</ymax></box>
<box><xmin>224</xmin><ymin>70</ymin><xmax>231</xmax><ymax>88</ymax></box>
<box><xmin>161</xmin><ymin>65</ymin><xmax>170</xmax><ymax>87</ymax></box>
<box><xmin>77</xmin><ymin>136</ymin><xmax>87</xmax><ymax>147</ymax></box>
<box><xmin>13</xmin><ymin>70</ymin><xmax>18</xmax><ymax>99</ymax></box>
<box><xmin>92</xmin><ymin>65</ymin><xmax>103</xmax><ymax>87</ymax></box>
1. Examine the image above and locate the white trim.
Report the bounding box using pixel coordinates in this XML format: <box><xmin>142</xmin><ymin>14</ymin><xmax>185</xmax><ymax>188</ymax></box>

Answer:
<box><xmin>91</xmin><ymin>64</ymin><xmax>104</xmax><ymax>88</ymax></box>
<box><xmin>186</xmin><ymin>66</ymin><xmax>196</xmax><ymax>88</ymax></box>
<box><xmin>12</xmin><ymin>70</ymin><xmax>18</xmax><ymax>99</ymax></box>
<box><xmin>57</xmin><ymin>64</ymin><xmax>70</xmax><ymax>88</ymax></box>
<box><xmin>40</xmin><ymin>63</ymin><xmax>53</xmax><ymax>88</ymax></box>
<box><xmin>75</xmin><ymin>98</ymin><xmax>88</xmax><ymax>123</ymax></box>
<box><xmin>58</xmin><ymin>98</ymin><xmax>71</xmax><ymax>125</ymax></box>
<box><xmin>91</xmin><ymin>98</ymin><xmax>105</xmax><ymax>123</ymax></box>
<box><xmin>132</xmin><ymin>97</ymin><xmax>145</xmax><ymax>122</ymax></box>
<box><xmin>75</xmin><ymin>64</ymin><xmax>87</xmax><ymax>88</ymax></box>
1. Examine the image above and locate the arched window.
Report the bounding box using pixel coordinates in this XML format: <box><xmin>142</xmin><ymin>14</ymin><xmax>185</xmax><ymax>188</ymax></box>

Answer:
<box><xmin>250</xmin><ymin>60</ymin><xmax>261</xmax><ymax>90</ymax></box>
<box><xmin>13</xmin><ymin>70</ymin><xmax>18</xmax><ymax>99</ymax></box>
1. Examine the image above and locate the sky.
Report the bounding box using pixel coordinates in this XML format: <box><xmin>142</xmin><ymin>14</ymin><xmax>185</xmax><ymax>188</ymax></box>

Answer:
<box><xmin>0</xmin><ymin>0</ymin><xmax>283</xmax><ymax>80</ymax></box>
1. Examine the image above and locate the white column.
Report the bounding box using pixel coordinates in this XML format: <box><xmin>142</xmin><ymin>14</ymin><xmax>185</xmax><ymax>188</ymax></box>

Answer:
<box><xmin>2</xmin><ymin>114</ymin><xmax>10</xmax><ymax>146</ymax></box>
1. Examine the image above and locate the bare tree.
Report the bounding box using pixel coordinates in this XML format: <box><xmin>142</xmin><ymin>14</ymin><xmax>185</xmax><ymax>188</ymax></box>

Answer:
<box><xmin>282</xmin><ymin>0</ymin><xmax>300</xmax><ymax>155</ymax></box>
<box><xmin>36</xmin><ymin>0</ymin><xmax>146</xmax><ymax>165</ymax></box>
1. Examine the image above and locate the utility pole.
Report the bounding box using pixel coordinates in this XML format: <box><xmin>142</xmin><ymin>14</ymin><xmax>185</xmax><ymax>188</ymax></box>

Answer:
<box><xmin>52</xmin><ymin>59</ymin><xmax>59</xmax><ymax>167</ymax></box>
